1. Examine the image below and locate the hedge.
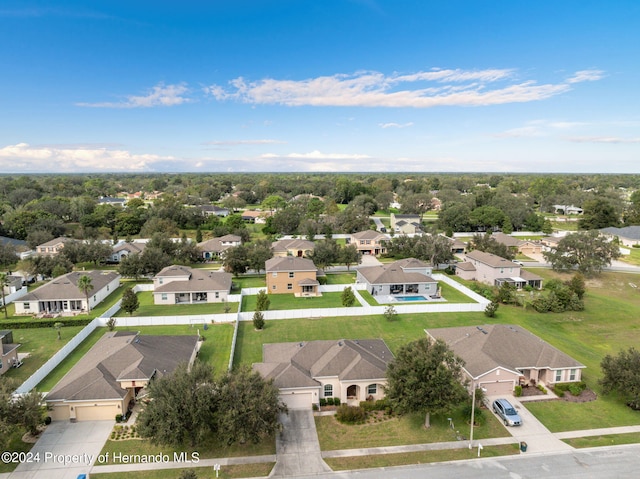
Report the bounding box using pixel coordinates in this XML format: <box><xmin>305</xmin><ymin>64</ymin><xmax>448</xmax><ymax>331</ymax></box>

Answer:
<box><xmin>0</xmin><ymin>318</ymin><xmax>94</xmax><ymax>329</ymax></box>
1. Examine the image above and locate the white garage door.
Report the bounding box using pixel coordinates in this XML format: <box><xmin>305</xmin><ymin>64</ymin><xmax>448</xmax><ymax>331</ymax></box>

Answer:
<box><xmin>480</xmin><ymin>381</ymin><xmax>514</xmax><ymax>396</ymax></box>
<box><xmin>75</xmin><ymin>404</ymin><xmax>119</xmax><ymax>421</ymax></box>
<box><xmin>279</xmin><ymin>392</ymin><xmax>313</xmax><ymax>410</ymax></box>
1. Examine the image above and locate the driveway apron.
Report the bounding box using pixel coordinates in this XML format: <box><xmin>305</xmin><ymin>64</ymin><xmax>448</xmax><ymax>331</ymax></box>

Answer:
<box><xmin>270</xmin><ymin>410</ymin><xmax>331</xmax><ymax>477</ymax></box>
<box><xmin>9</xmin><ymin>420</ymin><xmax>114</xmax><ymax>479</ymax></box>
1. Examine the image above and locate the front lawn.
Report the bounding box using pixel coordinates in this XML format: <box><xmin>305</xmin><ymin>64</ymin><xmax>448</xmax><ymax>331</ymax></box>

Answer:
<box><xmin>563</xmin><ymin>432</ymin><xmax>640</xmax><ymax>448</ymax></box>
<box><xmin>114</xmin><ymin>292</ymin><xmax>238</xmax><ymax>317</ymax></box>
<box><xmin>91</xmin><ymin>463</ymin><xmax>275</xmax><ymax>479</ymax></box>
<box><xmin>315</xmin><ymin>406</ymin><xmax>507</xmax><ymax>451</ymax></box>
<box><xmin>241</xmin><ymin>292</ymin><xmax>345</xmax><ymax>312</ymax></box>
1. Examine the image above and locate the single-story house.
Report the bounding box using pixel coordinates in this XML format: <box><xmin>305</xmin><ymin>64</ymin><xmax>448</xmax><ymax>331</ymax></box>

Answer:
<box><xmin>46</xmin><ymin>331</ymin><xmax>199</xmax><ymax>421</ymax></box>
<box><xmin>456</xmin><ymin>250</ymin><xmax>542</xmax><ymax>289</ymax></box>
<box><xmin>356</xmin><ymin>258</ymin><xmax>438</xmax><ymax>297</ymax></box>
<box><xmin>1</xmin><ymin>330</ymin><xmax>21</xmax><ymax>375</ymax></box>
<box><xmin>153</xmin><ymin>265</ymin><xmax>232</xmax><ymax>304</ymax></box>
<box><xmin>271</xmin><ymin>238</ymin><xmax>315</xmax><ymax>258</ymax></box>
<box><xmin>491</xmin><ymin>233</ymin><xmax>542</xmax><ymax>256</ymax></box>
<box><xmin>265</xmin><ymin>256</ymin><xmax>320</xmax><ymax>296</ymax></box>
<box><xmin>2</xmin><ymin>275</ymin><xmax>24</xmax><ymax>295</ymax></box>
<box><xmin>553</xmin><ymin>205</ymin><xmax>583</xmax><ymax>215</ymax></box>
<box><xmin>241</xmin><ymin>210</ymin><xmax>271</xmax><ymax>224</ymax></box>
<box><xmin>347</xmin><ymin>230</ymin><xmax>389</xmax><ymax>256</ymax></box>
<box><xmin>98</xmin><ymin>196</ymin><xmax>126</xmax><ymax>207</ymax></box>
<box><xmin>390</xmin><ymin>213</ymin><xmax>422</xmax><ymax>235</ymax></box>
<box><xmin>35</xmin><ymin>237</ymin><xmax>78</xmax><ymax>256</ymax></box>
<box><xmin>198</xmin><ymin>205</ymin><xmax>230</xmax><ymax>217</ymax></box>
<box><xmin>448</xmin><ymin>236</ymin><xmax>468</xmax><ymax>254</ymax></box>
<box><xmin>600</xmin><ymin>226</ymin><xmax>640</xmax><ymax>248</ymax></box>
<box><xmin>14</xmin><ymin>271</ymin><xmax>121</xmax><ymax>316</ymax></box>
<box><xmin>197</xmin><ymin>234</ymin><xmax>242</xmax><ymax>261</ymax></box>
<box><xmin>426</xmin><ymin>324</ymin><xmax>586</xmax><ymax>396</ymax></box>
<box><xmin>253</xmin><ymin>339</ymin><xmax>393</xmax><ymax>409</ymax></box>
<box><xmin>109</xmin><ymin>241</ymin><xmax>146</xmax><ymax>263</ymax></box>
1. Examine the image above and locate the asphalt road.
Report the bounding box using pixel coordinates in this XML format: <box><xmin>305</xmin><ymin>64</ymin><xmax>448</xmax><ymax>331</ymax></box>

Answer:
<box><xmin>287</xmin><ymin>445</ymin><xmax>640</xmax><ymax>479</ymax></box>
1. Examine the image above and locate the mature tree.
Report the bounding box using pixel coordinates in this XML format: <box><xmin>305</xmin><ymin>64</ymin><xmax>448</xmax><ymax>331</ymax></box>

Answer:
<box><xmin>600</xmin><ymin>348</ymin><xmax>640</xmax><ymax>410</ymax></box>
<box><xmin>350</xmin><ymin>194</ymin><xmax>378</xmax><ymax>216</ymax></box>
<box><xmin>261</xmin><ymin>195</ymin><xmax>286</xmax><ymax>213</ymax></box>
<box><xmin>565</xmin><ymin>273</ymin><xmax>586</xmax><ymax>300</ymax></box>
<box><xmin>0</xmin><ymin>241</ymin><xmax>18</xmax><ymax>269</ymax></box>
<box><xmin>438</xmin><ymin>203</ymin><xmax>473</xmax><ymax>232</ymax></box>
<box><xmin>543</xmin><ymin>230</ymin><xmax>621</xmax><ymax>275</ymax></box>
<box><xmin>137</xmin><ymin>361</ymin><xmax>216</xmax><ymax>447</ymax></box>
<box><xmin>120</xmin><ymin>287</ymin><xmax>140</xmax><ymax>316</ymax></box>
<box><xmin>334</xmin><ymin>206</ymin><xmax>371</xmax><ymax>233</ymax></box>
<box><xmin>400</xmin><ymin>192</ymin><xmax>433</xmax><ymax>222</ymax></box>
<box><xmin>578</xmin><ymin>198</ymin><xmax>620</xmax><ymax>230</ymax></box>
<box><xmin>118</xmin><ymin>253</ymin><xmax>145</xmax><ymax>279</ymax></box>
<box><xmin>0</xmin><ymin>379</ymin><xmax>46</xmax><ymax>445</ymax></box>
<box><xmin>386</xmin><ymin>338</ymin><xmax>467</xmax><ymax>428</ymax></box>
<box><xmin>310</xmin><ymin>239</ymin><xmax>339</xmax><ymax>270</ymax></box>
<box><xmin>253</xmin><ymin>311</ymin><xmax>265</xmax><ymax>330</ymax></box>
<box><xmin>214</xmin><ymin>366</ymin><xmax>286</xmax><ymax>445</ymax></box>
<box><xmin>469</xmin><ymin>205</ymin><xmax>506</xmax><ymax>232</ymax></box>
<box><xmin>341</xmin><ymin>286</ymin><xmax>356</xmax><ymax>307</ymax></box>
<box><xmin>223</xmin><ymin>245</ymin><xmax>249</xmax><ymax>276</ymax></box>
<box><xmin>77</xmin><ymin>274</ymin><xmax>94</xmax><ymax>312</ymax></box>
<box><xmin>140</xmin><ymin>217</ymin><xmax>179</xmax><ymax>238</ymax></box>
<box><xmin>339</xmin><ymin>244</ymin><xmax>360</xmax><ymax>271</ymax></box>
<box><xmin>470</xmin><ymin>233</ymin><xmax>514</xmax><ymax>260</ymax></box>
<box><xmin>255</xmin><ymin>289</ymin><xmax>270</xmax><ymax>312</ymax></box>
<box><xmin>384</xmin><ymin>234</ymin><xmax>454</xmax><ymax>266</ymax></box>
<box><xmin>13</xmin><ymin>390</ymin><xmax>46</xmax><ymax>436</ymax></box>
<box><xmin>246</xmin><ymin>240</ymin><xmax>273</xmax><ymax>273</ymax></box>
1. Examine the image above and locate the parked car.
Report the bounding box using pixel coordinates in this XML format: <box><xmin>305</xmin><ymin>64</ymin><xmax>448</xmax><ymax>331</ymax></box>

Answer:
<box><xmin>492</xmin><ymin>398</ymin><xmax>522</xmax><ymax>426</ymax></box>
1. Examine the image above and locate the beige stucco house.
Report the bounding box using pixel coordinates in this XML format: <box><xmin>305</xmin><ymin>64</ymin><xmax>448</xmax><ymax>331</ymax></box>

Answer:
<box><xmin>426</xmin><ymin>324</ymin><xmax>585</xmax><ymax>396</ymax></box>
<box><xmin>15</xmin><ymin>271</ymin><xmax>121</xmax><ymax>316</ymax></box>
<box><xmin>456</xmin><ymin>250</ymin><xmax>542</xmax><ymax>289</ymax></box>
<box><xmin>153</xmin><ymin>265</ymin><xmax>232</xmax><ymax>304</ymax></box>
<box><xmin>491</xmin><ymin>233</ymin><xmax>542</xmax><ymax>256</ymax></box>
<box><xmin>347</xmin><ymin>230</ymin><xmax>389</xmax><ymax>256</ymax></box>
<box><xmin>265</xmin><ymin>256</ymin><xmax>320</xmax><ymax>296</ymax></box>
<box><xmin>197</xmin><ymin>234</ymin><xmax>242</xmax><ymax>261</ymax></box>
<box><xmin>356</xmin><ymin>258</ymin><xmax>438</xmax><ymax>298</ymax></box>
<box><xmin>109</xmin><ymin>241</ymin><xmax>146</xmax><ymax>263</ymax></box>
<box><xmin>46</xmin><ymin>331</ymin><xmax>199</xmax><ymax>421</ymax></box>
<box><xmin>390</xmin><ymin>213</ymin><xmax>422</xmax><ymax>235</ymax></box>
<box><xmin>35</xmin><ymin>237</ymin><xmax>78</xmax><ymax>256</ymax></box>
<box><xmin>253</xmin><ymin>339</ymin><xmax>393</xmax><ymax>409</ymax></box>
<box><xmin>271</xmin><ymin>238</ymin><xmax>315</xmax><ymax>258</ymax></box>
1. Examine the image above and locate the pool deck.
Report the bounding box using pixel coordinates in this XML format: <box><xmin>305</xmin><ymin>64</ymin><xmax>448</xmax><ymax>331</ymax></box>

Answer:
<box><xmin>376</xmin><ymin>294</ymin><xmax>447</xmax><ymax>304</ymax></box>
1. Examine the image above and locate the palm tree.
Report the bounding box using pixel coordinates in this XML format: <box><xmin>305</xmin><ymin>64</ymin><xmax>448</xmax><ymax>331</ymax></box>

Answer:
<box><xmin>0</xmin><ymin>272</ymin><xmax>9</xmax><ymax>319</ymax></box>
<box><xmin>77</xmin><ymin>274</ymin><xmax>94</xmax><ymax>312</ymax></box>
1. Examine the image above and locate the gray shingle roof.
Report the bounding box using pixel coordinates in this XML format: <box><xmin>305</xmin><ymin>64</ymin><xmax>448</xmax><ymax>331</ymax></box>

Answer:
<box><xmin>600</xmin><ymin>226</ymin><xmax>640</xmax><ymax>241</ymax></box>
<box><xmin>254</xmin><ymin>339</ymin><xmax>393</xmax><ymax>389</ymax></box>
<box><xmin>357</xmin><ymin>258</ymin><xmax>435</xmax><ymax>285</ymax></box>
<box><xmin>37</xmin><ymin>237</ymin><xmax>78</xmax><ymax>248</ymax></box>
<box><xmin>266</xmin><ymin>256</ymin><xmax>317</xmax><ymax>272</ymax></box>
<box><xmin>271</xmin><ymin>239</ymin><xmax>315</xmax><ymax>254</ymax></box>
<box><xmin>350</xmin><ymin>230</ymin><xmax>388</xmax><ymax>241</ymax></box>
<box><xmin>20</xmin><ymin>271</ymin><xmax>120</xmax><ymax>302</ymax></box>
<box><xmin>46</xmin><ymin>332</ymin><xmax>198</xmax><ymax>402</ymax></box>
<box><xmin>426</xmin><ymin>324</ymin><xmax>584</xmax><ymax>378</ymax></box>
<box><xmin>466</xmin><ymin>250</ymin><xmax>515</xmax><ymax>268</ymax></box>
<box><xmin>197</xmin><ymin>235</ymin><xmax>241</xmax><ymax>253</ymax></box>
<box><xmin>154</xmin><ymin>265</ymin><xmax>232</xmax><ymax>293</ymax></box>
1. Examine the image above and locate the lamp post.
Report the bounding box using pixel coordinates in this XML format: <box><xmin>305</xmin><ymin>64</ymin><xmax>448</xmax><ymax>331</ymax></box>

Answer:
<box><xmin>469</xmin><ymin>384</ymin><xmax>486</xmax><ymax>449</ymax></box>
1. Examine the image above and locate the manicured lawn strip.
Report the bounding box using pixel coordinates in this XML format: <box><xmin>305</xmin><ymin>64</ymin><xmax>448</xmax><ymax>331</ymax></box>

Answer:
<box><xmin>357</xmin><ymin>289</ymin><xmax>378</xmax><ymax>305</ymax></box>
<box><xmin>324</xmin><ymin>272</ymin><xmax>356</xmax><ymax>284</ymax></box>
<box><xmin>315</xmin><ymin>407</ymin><xmax>508</xmax><ymax>451</ymax></box>
<box><xmin>36</xmin><ymin>328</ymin><xmax>106</xmax><ymax>392</ymax></box>
<box><xmin>114</xmin><ymin>292</ymin><xmax>238</xmax><ymax>317</ymax></box>
<box><xmin>241</xmin><ymin>292</ymin><xmax>345</xmax><ymax>312</ymax></box>
<box><xmin>1</xmin><ymin>325</ymin><xmax>95</xmax><ymax>383</ymax></box>
<box><xmin>562</xmin><ymin>432</ymin><xmax>640</xmax><ymax>448</ymax></box>
<box><xmin>98</xmin><ymin>432</ymin><xmax>275</xmax><ymax>464</ymax></box>
<box><xmin>91</xmin><ymin>463</ymin><xmax>275</xmax><ymax>479</ymax></box>
<box><xmin>324</xmin><ymin>444</ymin><xmax>519</xmax><ymax>470</ymax></box>
<box><xmin>113</xmin><ymin>323</ymin><xmax>235</xmax><ymax>375</ymax></box>
<box><xmin>232</xmin><ymin>275</ymin><xmax>267</xmax><ymax>289</ymax></box>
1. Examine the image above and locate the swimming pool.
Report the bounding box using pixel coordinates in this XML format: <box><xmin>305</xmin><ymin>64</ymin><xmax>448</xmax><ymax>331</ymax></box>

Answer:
<box><xmin>395</xmin><ymin>295</ymin><xmax>428</xmax><ymax>302</ymax></box>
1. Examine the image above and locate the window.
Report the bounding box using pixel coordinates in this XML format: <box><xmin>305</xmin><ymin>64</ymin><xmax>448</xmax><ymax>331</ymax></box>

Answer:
<box><xmin>161</xmin><ymin>293</ymin><xmax>167</xmax><ymax>301</ymax></box>
<box><xmin>500</xmin><ymin>268</ymin><xmax>504</xmax><ymax>274</ymax></box>
<box><xmin>324</xmin><ymin>384</ymin><xmax>333</xmax><ymax>397</ymax></box>
<box><xmin>272</xmin><ymin>285</ymin><xmax>276</xmax><ymax>290</ymax></box>
<box><xmin>107</xmin><ymin>285</ymin><xmax>109</xmax><ymax>291</ymax></box>
<box><xmin>569</xmin><ymin>369</ymin><xmax>577</xmax><ymax>381</ymax></box>
<box><xmin>159</xmin><ymin>278</ymin><xmax>163</xmax><ymax>285</ymax></box>
<box><xmin>289</xmin><ymin>272</ymin><xmax>294</xmax><ymax>278</ymax></box>
<box><xmin>367</xmin><ymin>384</ymin><xmax>377</xmax><ymax>395</ymax></box>
<box><xmin>272</xmin><ymin>272</ymin><xmax>277</xmax><ymax>277</ymax></box>
<box><xmin>287</xmin><ymin>283</ymin><xmax>293</xmax><ymax>290</ymax></box>
<box><xmin>23</xmin><ymin>303</ymin><xmax>30</xmax><ymax>310</ymax></box>
<box><xmin>93</xmin><ymin>295</ymin><xmax>96</xmax><ymax>301</ymax></box>
<box><xmin>555</xmin><ymin>370</ymin><xmax>562</xmax><ymax>382</ymax></box>
<box><xmin>215</xmin><ymin>292</ymin><xmax>219</xmax><ymax>299</ymax></box>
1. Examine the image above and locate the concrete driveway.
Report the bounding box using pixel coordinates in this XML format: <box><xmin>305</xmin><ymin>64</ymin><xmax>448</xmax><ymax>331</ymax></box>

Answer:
<box><xmin>10</xmin><ymin>420</ymin><xmax>114</xmax><ymax>479</ymax></box>
<box><xmin>486</xmin><ymin>395</ymin><xmax>572</xmax><ymax>454</ymax></box>
<box><xmin>270</xmin><ymin>410</ymin><xmax>331</xmax><ymax>477</ymax></box>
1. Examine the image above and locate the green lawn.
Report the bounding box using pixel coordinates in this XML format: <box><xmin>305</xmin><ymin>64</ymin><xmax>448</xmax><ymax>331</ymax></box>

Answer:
<box><xmin>563</xmin><ymin>432</ymin><xmax>640</xmax><ymax>448</ymax></box>
<box><xmin>232</xmin><ymin>275</ymin><xmax>267</xmax><ymax>290</ymax></box>
<box><xmin>114</xmin><ymin>292</ymin><xmax>238</xmax><ymax>317</ymax></box>
<box><xmin>620</xmin><ymin>247</ymin><xmax>640</xmax><ymax>266</ymax></box>
<box><xmin>241</xmin><ymin>292</ymin><xmax>345</xmax><ymax>312</ymax></box>
<box><xmin>357</xmin><ymin>280</ymin><xmax>477</xmax><ymax>305</ymax></box>
<box><xmin>316</xmin><ymin>406</ymin><xmax>508</xmax><ymax>451</ymax></box>
<box><xmin>91</xmin><ymin>463</ymin><xmax>275</xmax><ymax>479</ymax></box>
<box><xmin>324</xmin><ymin>272</ymin><xmax>356</xmax><ymax>284</ymax></box>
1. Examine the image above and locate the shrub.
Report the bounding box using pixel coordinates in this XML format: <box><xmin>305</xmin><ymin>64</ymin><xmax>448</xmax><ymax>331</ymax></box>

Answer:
<box><xmin>462</xmin><ymin>403</ymin><xmax>486</xmax><ymax>426</ymax></box>
<box><xmin>359</xmin><ymin>401</ymin><xmax>377</xmax><ymax>412</ymax></box>
<box><xmin>252</xmin><ymin>311</ymin><xmax>265</xmax><ymax>330</ymax></box>
<box><xmin>514</xmin><ymin>385</ymin><xmax>523</xmax><ymax>397</ymax></box>
<box><xmin>484</xmin><ymin>301</ymin><xmax>499</xmax><ymax>318</ymax></box>
<box><xmin>312</xmin><ymin>404</ymin><xmax>319</xmax><ymax>411</ymax></box>
<box><xmin>319</xmin><ymin>398</ymin><xmax>327</xmax><ymax>407</ymax></box>
<box><xmin>115</xmin><ymin>414</ymin><xmax>123</xmax><ymax>422</ymax></box>
<box><xmin>537</xmin><ymin>384</ymin><xmax>547</xmax><ymax>394</ymax></box>
<box><xmin>335</xmin><ymin>405</ymin><xmax>366</xmax><ymax>424</ymax></box>
<box><xmin>568</xmin><ymin>383</ymin><xmax>585</xmax><ymax>396</ymax></box>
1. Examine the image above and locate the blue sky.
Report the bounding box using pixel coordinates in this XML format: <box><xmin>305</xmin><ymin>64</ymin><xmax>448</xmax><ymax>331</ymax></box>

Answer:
<box><xmin>1</xmin><ymin>1</ymin><xmax>639</xmax><ymax>173</ymax></box>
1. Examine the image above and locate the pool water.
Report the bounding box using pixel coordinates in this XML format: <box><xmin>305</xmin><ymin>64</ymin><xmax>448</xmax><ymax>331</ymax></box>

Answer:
<box><xmin>395</xmin><ymin>295</ymin><xmax>428</xmax><ymax>302</ymax></box>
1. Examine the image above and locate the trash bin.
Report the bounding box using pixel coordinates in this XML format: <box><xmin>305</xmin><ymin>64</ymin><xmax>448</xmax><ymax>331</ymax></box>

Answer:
<box><xmin>520</xmin><ymin>441</ymin><xmax>527</xmax><ymax>452</ymax></box>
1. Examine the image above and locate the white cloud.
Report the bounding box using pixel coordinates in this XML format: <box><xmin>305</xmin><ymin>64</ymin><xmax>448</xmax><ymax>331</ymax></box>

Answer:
<box><xmin>566</xmin><ymin>136</ymin><xmax>640</xmax><ymax>144</ymax></box>
<box><xmin>493</xmin><ymin>126</ymin><xmax>544</xmax><ymax>138</ymax></box>
<box><xmin>261</xmin><ymin>150</ymin><xmax>370</xmax><ymax>160</ymax></box>
<box><xmin>379</xmin><ymin>122</ymin><xmax>414</xmax><ymax>129</ymax></box>
<box><xmin>566</xmin><ymin>69</ymin><xmax>605</xmax><ymax>84</ymax></box>
<box><xmin>0</xmin><ymin>142</ymin><xmax>170</xmax><ymax>172</ymax></box>
<box><xmin>77</xmin><ymin>83</ymin><xmax>191</xmax><ymax>108</ymax></box>
<box><xmin>204</xmin><ymin>139</ymin><xmax>286</xmax><ymax>146</ymax></box>
<box><xmin>205</xmin><ymin>68</ymin><xmax>598</xmax><ymax>108</ymax></box>
<box><xmin>493</xmin><ymin>119</ymin><xmax>589</xmax><ymax>138</ymax></box>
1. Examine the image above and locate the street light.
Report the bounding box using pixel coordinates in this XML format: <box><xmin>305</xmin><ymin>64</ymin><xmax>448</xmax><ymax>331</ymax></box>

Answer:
<box><xmin>469</xmin><ymin>384</ymin><xmax>486</xmax><ymax>449</ymax></box>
